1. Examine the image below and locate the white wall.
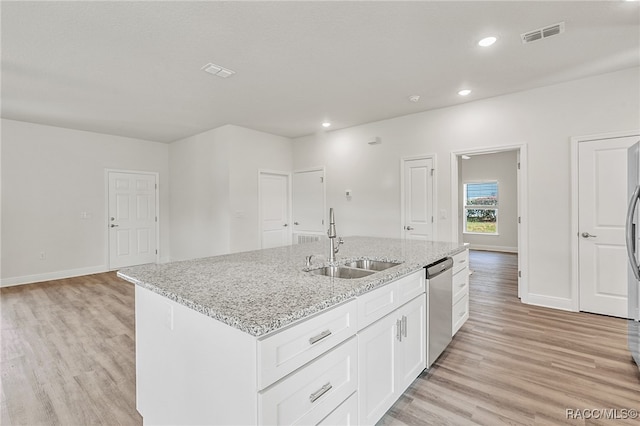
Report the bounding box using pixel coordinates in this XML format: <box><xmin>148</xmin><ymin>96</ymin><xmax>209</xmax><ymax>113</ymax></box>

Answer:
<box><xmin>169</xmin><ymin>125</ymin><xmax>232</xmax><ymax>261</ymax></box>
<box><xmin>460</xmin><ymin>151</ymin><xmax>518</xmax><ymax>252</ymax></box>
<box><xmin>293</xmin><ymin>67</ymin><xmax>640</xmax><ymax>309</ymax></box>
<box><xmin>169</xmin><ymin>124</ymin><xmax>293</xmax><ymax>261</ymax></box>
<box><xmin>1</xmin><ymin>118</ymin><xmax>170</xmax><ymax>285</ymax></box>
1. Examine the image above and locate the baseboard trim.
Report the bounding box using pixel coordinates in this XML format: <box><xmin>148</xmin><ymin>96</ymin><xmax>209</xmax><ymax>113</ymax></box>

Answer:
<box><xmin>523</xmin><ymin>293</ymin><xmax>576</xmax><ymax>312</ymax></box>
<box><xmin>0</xmin><ymin>265</ymin><xmax>108</xmax><ymax>288</ymax></box>
<box><xmin>467</xmin><ymin>244</ymin><xmax>518</xmax><ymax>253</ymax></box>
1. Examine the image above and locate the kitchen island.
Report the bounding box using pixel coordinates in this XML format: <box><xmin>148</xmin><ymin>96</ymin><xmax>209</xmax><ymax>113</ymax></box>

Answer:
<box><xmin>118</xmin><ymin>236</ymin><xmax>467</xmax><ymax>425</ymax></box>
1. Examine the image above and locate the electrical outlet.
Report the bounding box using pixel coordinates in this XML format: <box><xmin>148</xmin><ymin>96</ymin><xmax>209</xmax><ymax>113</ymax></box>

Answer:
<box><xmin>39</xmin><ymin>252</ymin><xmax>46</xmax><ymax>260</ymax></box>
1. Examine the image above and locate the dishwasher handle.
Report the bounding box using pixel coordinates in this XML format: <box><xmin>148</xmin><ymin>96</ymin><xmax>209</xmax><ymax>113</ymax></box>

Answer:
<box><xmin>425</xmin><ymin>257</ymin><xmax>454</xmax><ymax>278</ymax></box>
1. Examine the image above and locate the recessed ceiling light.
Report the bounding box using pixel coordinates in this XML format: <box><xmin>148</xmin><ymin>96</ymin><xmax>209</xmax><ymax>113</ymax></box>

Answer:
<box><xmin>458</xmin><ymin>89</ymin><xmax>472</xmax><ymax>96</ymax></box>
<box><xmin>478</xmin><ymin>36</ymin><xmax>497</xmax><ymax>47</ymax></box>
<box><xmin>322</xmin><ymin>122</ymin><xmax>331</xmax><ymax>128</ymax></box>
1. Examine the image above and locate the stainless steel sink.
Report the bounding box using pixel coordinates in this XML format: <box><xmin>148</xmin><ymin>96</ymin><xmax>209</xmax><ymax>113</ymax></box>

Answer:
<box><xmin>308</xmin><ymin>266</ymin><xmax>375</xmax><ymax>279</ymax></box>
<box><xmin>344</xmin><ymin>259</ymin><xmax>401</xmax><ymax>271</ymax></box>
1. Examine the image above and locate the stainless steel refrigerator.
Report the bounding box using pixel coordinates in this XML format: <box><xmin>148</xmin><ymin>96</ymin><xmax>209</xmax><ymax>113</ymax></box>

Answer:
<box><xmin>626</xmin><ymin>142</ymin><xmax>640</xmax><ymax>371</ymax></box>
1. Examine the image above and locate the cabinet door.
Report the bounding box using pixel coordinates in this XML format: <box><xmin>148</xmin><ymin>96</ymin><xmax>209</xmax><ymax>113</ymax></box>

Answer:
<box><xmin>357</xmin><ymin>313</ymin><xmax>399</xmax><ymax>426</ymax></box>
<box><xmin>398</xmin><ymin>295</ymin><xmax>427</xmax><ymax>391</ymax></box>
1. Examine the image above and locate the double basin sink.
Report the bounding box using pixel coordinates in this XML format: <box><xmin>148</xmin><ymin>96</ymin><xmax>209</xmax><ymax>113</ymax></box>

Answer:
<box><xmin>308</xmin><ymin>259</ymin><xmax>402</xmax><ymax>279</ymax></box>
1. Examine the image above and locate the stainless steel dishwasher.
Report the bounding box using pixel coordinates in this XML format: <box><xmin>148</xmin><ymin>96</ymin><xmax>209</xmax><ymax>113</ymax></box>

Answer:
<box><xmin>426</xmin><ymin>257</ymin><xmax>454</xmax><ymax>367</ymax></box>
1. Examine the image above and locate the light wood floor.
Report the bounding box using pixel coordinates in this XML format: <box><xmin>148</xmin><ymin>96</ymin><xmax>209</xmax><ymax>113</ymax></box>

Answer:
<box><xmin>380</xmin><ymin>251</ymin><xmax>640</xmax><ymax>426</ymax></box>
<box><xmin>1</xmin><ymin>251</ymin><xmax>639</xmax><ymax>425</ymax></box>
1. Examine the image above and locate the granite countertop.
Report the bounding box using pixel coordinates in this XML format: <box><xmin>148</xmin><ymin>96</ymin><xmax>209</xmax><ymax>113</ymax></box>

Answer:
<box><xmin>117</xmin><ymin>236</ymin><xmax>465</xmax><ymax>337</ymax></box>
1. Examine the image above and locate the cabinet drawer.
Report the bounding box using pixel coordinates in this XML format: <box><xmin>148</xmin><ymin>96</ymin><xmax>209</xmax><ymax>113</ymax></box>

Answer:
<box><xmin>452</xmin><ymin>268</ymin><xmax>469</xmax><ymax>305</ymax></box>
<box><xmin>396</xmin><ymin>270</ymin><xmax>426</xmax><ymax>306</ymax></box>
<box><xmin>258</xmin><ymin>300</ymin><xmax>357</xmax><ymax>389</ymax></box>
<box><xmin>452</xmin><ymin>250</ymin><xmax>469</xmax><ymax>275</ymax></box>
<box><xmin>452</xmin><ymin>294</ymin><xmax>469</xmax><ymax>336</ymax></box>
<box><xmin>317</xmin><ymin>391</ymin><xmax>358</xmax><ymax>426</ymax></box>
<box><xmin>259</xmin><ymin>338</ymin><xmax>358</xmax><ymax>426</ymax></box>
<box><xmin>357</xmin><ymin>282</ymin><xmax>398</xmax><ymax>331</ymax></box>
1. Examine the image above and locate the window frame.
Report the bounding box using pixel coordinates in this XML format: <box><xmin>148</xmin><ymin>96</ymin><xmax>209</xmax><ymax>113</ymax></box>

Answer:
<box><xmin>463</xmin><ymin>181</ymin><xmax>499</xmax><ymax>235</ymax></box>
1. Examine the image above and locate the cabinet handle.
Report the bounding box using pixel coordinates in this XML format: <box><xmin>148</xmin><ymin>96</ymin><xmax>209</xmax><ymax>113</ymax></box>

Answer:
<box><xmin>396</xmin><ymin>319</ymin><xmax>402</xmax><ymax>342</ymax></box>
<box><xmin>458</xmin><ymin>282</ymin><xmax>466</xmax><ymax>288</ymax></box>
<box><xmin>309</xmin><ymin>382</ymin><xmax>332</xmax><ymax>403</ymax></box>
<box><xmin>402</xmin><ymin>315</ymin><xmax>407</xmax><ymax>338</ymax></box>
<box><xmin>309</xmin><ymin>329</ymin><xmax>332</xmax><ymax>345</ymax></box>
<box><xmin>458</xmin><ymin>310</ymin><xmax>466</xmax><ymax>318</ymax></box>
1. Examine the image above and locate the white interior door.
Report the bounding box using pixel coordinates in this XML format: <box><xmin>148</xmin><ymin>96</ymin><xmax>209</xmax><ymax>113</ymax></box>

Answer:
<box><xmin>260</xmin><ymin>172</ymin><xmax>290</xmax><ymax>249</ymax></box>
<box><xmin>402</xmin><ymin>157</ymin><xmax>434</xmax><ymax>240</ymax></box>
<box><xmin>293</xmin><ymin>169</ymin><xmax>325</xmax><ymax>233</ymax></box>
<box><xmin>108</xmin><ymin>171</ymin><xmax>157</xmax><ymax>269</ymax></box>
<box><xmin>578</xmin><ymin>136</ymin><xmax>636</xmax><ymax>318</ymax></box>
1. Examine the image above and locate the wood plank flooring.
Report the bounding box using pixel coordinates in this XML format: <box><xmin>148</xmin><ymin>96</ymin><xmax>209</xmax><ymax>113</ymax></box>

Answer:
<box><xmin>380</xmin><ymin>251</ymin><xmax>640</xmax><ymax>426</ymax></box>
<box><xmin>1</xmin><ymin>251</ymin><xmax>638</xmax><ymax>425</ymax></box>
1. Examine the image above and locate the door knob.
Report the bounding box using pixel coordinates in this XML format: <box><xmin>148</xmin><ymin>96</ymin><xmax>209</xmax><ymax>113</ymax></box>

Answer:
<box><xmin>581</xmin><ymin>232</ymin><xmax>597</xmax><ymax>238</ymax></box>
<box><xmin>283</xmin><ymin>223</ymin><xmax>288</xmax><ymax>227</ymax></box>
<box><xmin>294</xmin><ymin>222</ymin><xmax>300</xmax><ymax>225</ymax></box>
<box><xmin>110</xmin><ymin>217</ymin><xmax>115</xmax><ymax>221</ymax></box>
<box><xmin>405</xmin><ymin>226</ymin><xmax>414</xmax><ymax>231</ymax></box>
<box><xmin>110</xmin><ymin>224</ymin><xmax>119</xmax><ymax>228</ymax></box>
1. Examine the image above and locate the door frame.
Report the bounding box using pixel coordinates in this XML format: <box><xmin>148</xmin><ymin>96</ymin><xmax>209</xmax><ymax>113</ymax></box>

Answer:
<box><xmin>400</xmin><ymin>154</ymin><xmax>437</xmax><ymax>240</ymax></box>
<box><xmin>258</xmin><ymin>169</ymin><xmax>292</xmax><ymax>248</ymax></box>
<box><xmin>104</xmin><ymin>169</ymin><xmax>160</xmax><ymax>270</ymax></box>
<box><xmin>450</xmin><ymin>143</ymin><xmax>528</xmax><ymax>302</ymax></box>
<box><xmin>570</xmin><ymin>130</ymin><xmax>640</xmax><ymax>312</ymax></box>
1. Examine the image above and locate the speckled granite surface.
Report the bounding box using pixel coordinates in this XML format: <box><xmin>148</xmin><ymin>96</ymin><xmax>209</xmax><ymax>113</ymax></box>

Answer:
<box><xmin>117</xmin><ymin>236</ymin><xmax>465</xmax><ymax>337</ymax></box>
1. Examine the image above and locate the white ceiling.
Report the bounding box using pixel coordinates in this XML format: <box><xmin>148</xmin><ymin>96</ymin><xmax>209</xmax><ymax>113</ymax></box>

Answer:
<box><xmin>2</xmin><ymin>1</ymin><xmax>639</xmax><ymax>143</ymax></box>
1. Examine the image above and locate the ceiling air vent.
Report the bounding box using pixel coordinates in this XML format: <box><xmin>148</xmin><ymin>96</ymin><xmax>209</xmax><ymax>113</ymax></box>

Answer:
<box><xmin>521</xmin><ymin>22</ymin><xmax>565</xmax><ymax>44</ymax></box>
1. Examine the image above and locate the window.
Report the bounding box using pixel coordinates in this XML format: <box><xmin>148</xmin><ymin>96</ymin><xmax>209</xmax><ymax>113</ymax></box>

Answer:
<box><xmin>464</xmin><ymin>182</ymin><xmax>498</xmax><ymax>234</ymax></box>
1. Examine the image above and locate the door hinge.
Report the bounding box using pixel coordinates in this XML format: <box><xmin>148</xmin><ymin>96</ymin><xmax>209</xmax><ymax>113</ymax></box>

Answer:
<box><xmin>320</xmin><ymin>177</ymin><xmax>324</xmax><ymax>183</ymax></box>
<box><xmin>518</xmin><ymin>216</ymin><xmax>521</xmax><ymax>224</ymax></box>
<box><xmin>155</xmin><ymin>183</ymin><xmax>158</xmax><ymax>189</ymax></box>
<box><xmin>430</xmin><ymin>169</ymin><xmax>435</xmax><ymax>176</ymax></box>
<box><xmin>517</xmin><ymin>162</ymin><xmax>521</xmax><ymax>170</ymax></box>
<box><xmin>155</xmin><ymin>249</ymin><xmax>158</xmax><ymax>255</ymax></box>
<box><xmin>431</xmin><ymin>216</ymin><xmax>434</xmax><ymax>223</ymax></box>
<box><xmin>155</xmin><ymin>217</ymin><xmax>158</xmax><ymax>222</ymax></box>
<box><xmin>518</xmin><ymin>270</ymin><xmax>522</xmax><ymax>278</ymax></box>
<box><xmin>322</xmin><ymin>219</ymin><xmax>324</xmax><ymax>225</ymax></box>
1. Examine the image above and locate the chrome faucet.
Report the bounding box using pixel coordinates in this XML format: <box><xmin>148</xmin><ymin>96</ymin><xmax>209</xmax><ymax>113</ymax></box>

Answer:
<box><xmin>327</xmin><ymin>208</ymin><xmax>344</xmax><ymax>263</ymax></box>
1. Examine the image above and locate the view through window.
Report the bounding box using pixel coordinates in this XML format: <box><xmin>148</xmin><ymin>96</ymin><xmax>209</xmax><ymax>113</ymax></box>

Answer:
<box><xmin>464</xmin><ymin>182</ymin><xmax>498</xmax><ymax>234</ymax></box>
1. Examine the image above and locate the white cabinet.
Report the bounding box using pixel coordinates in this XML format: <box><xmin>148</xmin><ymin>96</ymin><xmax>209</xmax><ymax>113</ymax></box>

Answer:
<box><xmin>357</xmin><ymin>270</ymin><xmax>426</xmax><ymax>426</ymax></box>
<box><xmin>258</xmin><ymin>300</ymin><xmax>357</xmax><ymax>389</ymax></box>
<box><xmin>259</xmin><ymin>338</ymin><xmax>357</xmax><ymax>425</ymax></box>
<box><xmin>451</xmin><ymin>249</ymin><xmax>470</xmax><ymax>336</ymax></box>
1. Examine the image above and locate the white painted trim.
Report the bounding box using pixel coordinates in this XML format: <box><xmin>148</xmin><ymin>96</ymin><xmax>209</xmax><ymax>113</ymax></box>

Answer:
<box><xmin>258</xmin><ymin>169</ymin><xmax>293</xmax><ymax>248</ymax></box>
<box><xmin>0</xmin><ymin>265</ymin><xmax>108</xmax><ymax>287</ymax></box>
<box><xmin>450</xmin><ymin>143</ymin><xmax>529</xmax><ymax>304</ymax></box>
<box><xmin>400</xmin><ymin>154</ymin><xmax>438</xmax><ymax>241</ymax></box>
<box><xmin>105</xmin><ymin>169</ymin><xmax>160</xmax><ymax>270</ymax></box>
<box><xmin>526</xmin><ymin>293</ymin><xmax>575</xmax><ymax>312</ymax></box>
<box><xmin>570</xmin><ymin>130</ymin><xmax>640</xmax><ymax>312</ymax></box>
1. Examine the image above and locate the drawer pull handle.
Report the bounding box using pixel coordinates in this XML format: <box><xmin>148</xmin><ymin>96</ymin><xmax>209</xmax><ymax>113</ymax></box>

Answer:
<box><xmin>402</xmin><ymin>315</ymin><xmax>407</xmax><ymax>338</ymax></box>
<box><xmin>396</xmin><ymin>319</ymin><xmax>402</xmax><ymax>342</ymax></box>
<box><xmin>309</xmin><ymin>330</ymin><xmax>332</xmax><ymax>345</ymax></box>
<box><xmin>458</xmin><ymin>311</ymin><xmax>466</xmax><ymax>318</ymax></box>
<box><xmin>458</xmin><ymin>259</ymin><xmax>466</xmax><ymax>263</ymax></box>
<box><xmin>309</xmin><ymin>382</ymin><xmax>332</xmax><ymax>403</ymax></box>
<box><xmin>459</xmin><ymin>282</ymin><xmax>466</xmax><ymax>288</ymax></box>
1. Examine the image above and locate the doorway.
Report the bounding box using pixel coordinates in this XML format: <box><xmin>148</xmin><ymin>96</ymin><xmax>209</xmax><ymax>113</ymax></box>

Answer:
<box><xmin>107</xmin><ymin>170</ymin><xmax>159</xmax><ymax>270</ymax></box>
<box><xmin>571</xmin><ymin>132</ymin><xmax>638</xmax><ymax>318</ymax></box>
<box><xmin>450</xmin><ymin>145</ymin><xmax>528</xmax><ymax>300</ymax></box>
<box><xmin>258</xmin><ymin>170</ymin><xmax>291</xmax><ymax>249</ymax></box>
